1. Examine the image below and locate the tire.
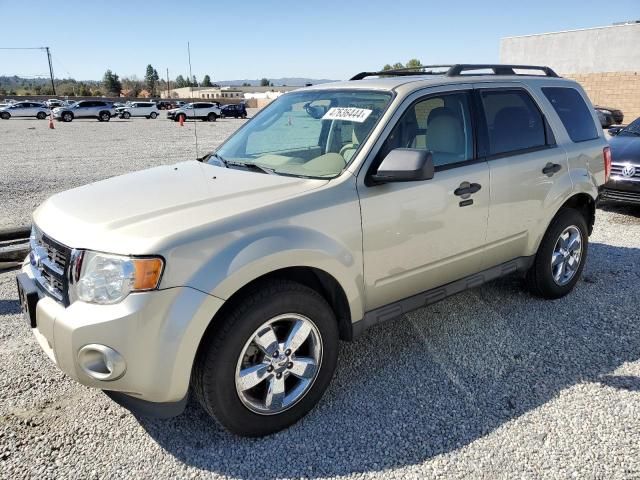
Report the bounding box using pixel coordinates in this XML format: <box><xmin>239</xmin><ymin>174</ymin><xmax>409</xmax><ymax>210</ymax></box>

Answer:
<box><xmin>99</xmin><ymin>111</ymin><xmax>111</xmax><ymax>122</ymax></box>
<box><xmin>149</xmin><ymin>112</ymin><xmax>157</xmax><ymax>119</ymax></box>
<box><xmin>207</xmin><ymin>112</ymin><xmax>217</xmax><ymax>122</ymax></box>
<box><xmin>0</xmin><ymin>112</ymin><xmax>10</xmax><ymax>120</ymax></box>
<box><xmin>62</xmin><ymin>112</ymin><xmax>73</xmax><ymax>122</ymax></box>
<box><xmin>526</xmin><ymin>208</ymin><xmax>588</xmax><ymax>299</ymax></box>
<box><xmin>122</xmin><ymin>111</ymin><xmax>131</xmax><ymax>120</ymax></box>
<box><xmin>192</xmin><ymin>279</ymin><xmax>339</xmax><ymax>437</ymax></box>
<box><xmin>36</xmin><ymin>111</ymin><xmax>47</xmax><ymax>120</ymax></box>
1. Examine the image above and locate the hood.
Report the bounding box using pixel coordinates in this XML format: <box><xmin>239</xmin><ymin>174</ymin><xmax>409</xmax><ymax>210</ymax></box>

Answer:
<box><xmin>609</xmin><ymin>135</ymin><xmax>640</xmax><ymax>164</ymax></box>
<box><xmin>33</xmin><ymin>161</ymin><xmax>327</xmax><ymax>254</ymax></box>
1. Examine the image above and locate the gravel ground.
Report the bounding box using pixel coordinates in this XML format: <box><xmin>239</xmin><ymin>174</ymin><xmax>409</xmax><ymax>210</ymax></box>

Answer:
<box><xmin>1</xmin><ymin>118</ymin><xmax>640</xmax><ymax>479</ymax></box>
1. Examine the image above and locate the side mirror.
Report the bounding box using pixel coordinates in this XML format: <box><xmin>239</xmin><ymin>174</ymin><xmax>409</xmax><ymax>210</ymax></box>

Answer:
<box><xmin>608</xmin><ymin>127</ymin><xmax>622</xmax><ymax>136</ymax></box>
<box><xmin>371</xmin><ymin>149</ymin><xmax>434</xmax><ymax>183</ymax></box>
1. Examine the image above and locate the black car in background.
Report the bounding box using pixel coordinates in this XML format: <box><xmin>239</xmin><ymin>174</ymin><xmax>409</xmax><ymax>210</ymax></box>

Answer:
<box><xmin>601</xmin><ymin>117</ymin><xmax>640</xmax><ymax>204</ymax></box>
<box><xmin>220</xmin><ymin>103</ymin><xmax>247</xmax><ymax>118</ymax></box>
<box><xmin>596</xmin><ymin>105</ymin><xmax>624</xmax><ymax>125</ymax></box>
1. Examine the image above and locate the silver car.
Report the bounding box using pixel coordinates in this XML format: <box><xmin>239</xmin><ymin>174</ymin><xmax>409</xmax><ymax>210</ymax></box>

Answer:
<box><xmin>52</xmin><ymin>100</ymin><xmax>116</xmax><ymax>122</ymax></box>
<box><xmin>0</xmin><ymin>101</ymin><xmax>50</xmax><ymax>120</ymax></box>
<box><xmin>17</xmin><ymin>64</ymin><xmax>608</xmax><ymax>437</ymax></box>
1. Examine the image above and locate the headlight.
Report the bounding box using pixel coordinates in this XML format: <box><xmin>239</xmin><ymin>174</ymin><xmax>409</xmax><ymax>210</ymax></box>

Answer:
<box><xmin>74</xmin><ymin>251</ymin><xmax>164</xmax><ymax>305</ymax></box>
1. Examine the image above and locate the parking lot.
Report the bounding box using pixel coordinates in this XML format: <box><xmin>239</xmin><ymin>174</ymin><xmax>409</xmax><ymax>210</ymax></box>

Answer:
<box><xmin>1</xmin><ymin>116</ymin><xmax>640</xmax><ymax>479</ymax></box>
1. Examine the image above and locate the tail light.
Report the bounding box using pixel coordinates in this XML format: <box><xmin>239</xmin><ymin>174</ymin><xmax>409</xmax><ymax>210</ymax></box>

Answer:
<box><xmin>603</xmin><ymin>146</ymin><xmax>612</xmax><ymax>182</ymax></box>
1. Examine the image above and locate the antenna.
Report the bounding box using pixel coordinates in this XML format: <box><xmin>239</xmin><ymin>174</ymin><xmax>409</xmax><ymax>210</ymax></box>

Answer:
<box><xmin>187</xmin><ymin>42</ymin><xmax>199</xmax><ymax>159</ymax></box>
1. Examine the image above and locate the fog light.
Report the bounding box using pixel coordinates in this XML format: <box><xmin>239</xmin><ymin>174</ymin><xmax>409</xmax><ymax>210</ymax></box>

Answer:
<box><xmin>77</xmin><ymin>344</ymin><xmax>126</xmax><ymax>381</ymax></box>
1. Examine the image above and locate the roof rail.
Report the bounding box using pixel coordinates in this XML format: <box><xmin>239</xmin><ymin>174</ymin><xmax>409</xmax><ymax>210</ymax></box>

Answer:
<box><xmin>350</xmin><ymin>64</ymin><xmax>559</xmax><ymax>81</ymax></box>
<box><xmin>350</xmin><ymin>65</ymin><xmax>454</xmax><ymax>81</ymax></box>
<box><xmin>446</xmin><ymin>64</ymin><xmax>559</xmax><ymax>77</ymax></box>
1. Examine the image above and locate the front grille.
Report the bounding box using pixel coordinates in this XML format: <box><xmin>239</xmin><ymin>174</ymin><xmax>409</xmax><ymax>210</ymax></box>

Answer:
<box><xmin>611</xmin><ymin>163</ymin><xmax>640</xmax><ymax>179</ymax></box>
<box><xmin>30</xmin><ymin>226</ymin><xmax>71</xmax><ymax>304</ymax></box>
<box><xmin>601</xmin><ymin>188</ymin><xmax>640</xmax><ymax>204</ymax></box>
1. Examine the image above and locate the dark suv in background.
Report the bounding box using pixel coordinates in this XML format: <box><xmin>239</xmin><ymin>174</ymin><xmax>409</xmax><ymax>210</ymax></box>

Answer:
<box><xmin>601</xmin><ymin>117</ymin><xmax>640</xmax><ymax>204</ymax></box>
<box><xmin>220</xmin><ymin>103</ymin><xmax>247</xmax><ymax>118</ymax></box>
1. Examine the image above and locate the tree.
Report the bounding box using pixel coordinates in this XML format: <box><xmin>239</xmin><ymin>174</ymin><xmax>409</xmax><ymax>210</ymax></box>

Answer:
<box><xmin>175</xmin><ymin>75</ymin><xmax>187</xmax><ymax>88</ymax></box>
<box><xmin>102</xmin><ymin>69</ymin><xmax>122</xmax><ymax>95</ymax></box>
<box><xmin>392</xmin><ymin>62</ymin><xmax>404</xmax><ymax>70</ymax></box>
<box><xmin>78</xmin><ymin>83</ymin><xmax>91</xmax><ymax>96</ymax></box>
<box><xmin>382</xmin><ymin>64</ymin><xmax>393</xmax><ymax>71</ymax></box>
<box><xmin>202</xmin><ymin>75</ymin><xmax>212</xmax><ymax>87</ymax></box>
<box><xmin>191</xmin><ymin>75</ymin><xmax>198</xmax><ymax>87</ymax></box>
<box><xmin>260</xmin><ymin>77</ymin><xmax>270</xmax><ymax>86</ymax></box>
<box><xmin>145</xmin><ymin>64</ymin><xmax>159</xmax><ymax>95</ymax></box>
<box><xmin>242</xmin><ymin>82</ymin><xmax>251</xmax><ymax>87</ymax></box>
<box><xmin>405</xmin><ymin>58</ymin><xmax>423</xmax><ymax>71</ymax></box>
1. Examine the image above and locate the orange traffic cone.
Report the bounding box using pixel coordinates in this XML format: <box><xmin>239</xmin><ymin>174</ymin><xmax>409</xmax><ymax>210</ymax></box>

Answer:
<box><xmin>179</xmin><ymin>114</ymin><xmax>184</xmax><ymax>127</ymax></box>
<box><xmin>48</xmin><ymin>113</ymin><xmax>54</xmax><ymax>130</ymax></box>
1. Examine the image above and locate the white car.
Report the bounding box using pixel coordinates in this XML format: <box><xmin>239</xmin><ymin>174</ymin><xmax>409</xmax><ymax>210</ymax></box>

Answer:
<box><xmin>166</xmin><ymin>102</ymin><xmax>221</xmax><ymax>122</ymax></box>
<box><xmin>0</xmin><ymin>101</ymin><xmax>50</xmax><ymax>120</ymax></box>
<box><xmin>119</xmin><ymin>102</ymin><xmax>159</xmax><ymax>119</ymax></box>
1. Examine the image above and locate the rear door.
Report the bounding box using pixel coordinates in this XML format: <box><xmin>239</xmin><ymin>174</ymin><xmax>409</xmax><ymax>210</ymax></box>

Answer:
<box><xmin>474</xmin><ymin>83</ymin><xmax>569</xmax><ymax>265</ymax></box>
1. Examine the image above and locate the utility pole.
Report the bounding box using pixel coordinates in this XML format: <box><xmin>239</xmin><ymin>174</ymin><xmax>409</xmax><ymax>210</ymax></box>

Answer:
<box><xmin>166</xmin><ymin>68</ymin><xmax>170</xmax><ymax>98</ymax></box>
<box><xmin>45</xmin><ymin>47</ymin><xmax>55</xmax><ymax>95</ymax></box>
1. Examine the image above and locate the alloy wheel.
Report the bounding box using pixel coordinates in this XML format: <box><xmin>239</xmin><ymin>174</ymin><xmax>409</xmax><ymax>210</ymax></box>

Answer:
<box><xmin>235</xmin><ymin>313</ymin><xmax>322</xmax><ymax>415</ymax></box>
<box><xmin>551</xmin><ymin>225</ymin><xmax>582</xmax><ymax>286</ymax></box>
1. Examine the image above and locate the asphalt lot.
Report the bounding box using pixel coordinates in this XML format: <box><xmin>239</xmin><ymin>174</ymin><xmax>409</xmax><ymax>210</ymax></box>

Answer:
<box><xmin>1</xmin><ymin>116</ymin><xmax>640</xmax><ymax>479</ymax></box>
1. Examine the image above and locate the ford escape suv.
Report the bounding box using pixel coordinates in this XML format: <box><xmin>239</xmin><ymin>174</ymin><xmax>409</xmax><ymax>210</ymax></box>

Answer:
<box><xmin>17</xmin><ymin>64</ymin><xmax>609</xmax><ymax>437</ymax></box>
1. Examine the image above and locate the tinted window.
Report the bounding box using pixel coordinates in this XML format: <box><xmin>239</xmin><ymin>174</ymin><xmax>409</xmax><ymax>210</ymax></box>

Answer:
<box><xmin>480</xmin><ymin>90</ymin><xmax>546</xmax><ymax>156</ymax></box>
<box><xmin>381</xmin><ymin>92</ymin><xmax>474</xmax><ymax>168</ymax></box>
<box><xmin>542</xmin><ymin>87</ymin><xmax>598</xmax><ymax>142</ymax></box>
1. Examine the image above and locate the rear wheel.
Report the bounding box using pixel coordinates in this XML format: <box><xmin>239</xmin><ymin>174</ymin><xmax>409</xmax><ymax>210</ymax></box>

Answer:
<box><xmin>207</xmin><ymin>112</ymin><xmax>217</xmax><ymax>122</ymax></box>
<box><xmin>192</xmin><ymin>280</ymin><xmax>339</xmax><ymax>437</ymax></box>
<box><xmin>99</xmin><ymin>111</ymin><xmax>111</xmax><ymax>122</ymax></box>
<box><xmin>526</xmin><ymin>208</ymin><xmax>588</xmax><ymax>299</ymax></box>
<box><xmin>36</xmin><ymin>111</ymin><xmax>47</xmax><ymax>120</ymax></box>
<box><xmin>149</xmin><ymin>112</ymin><xmax>157</xmax><ymax>119</ymax></box>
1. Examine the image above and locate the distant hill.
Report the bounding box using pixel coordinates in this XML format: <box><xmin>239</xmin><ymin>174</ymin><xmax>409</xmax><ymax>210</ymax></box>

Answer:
<box><xmin>217</xmin><ymin>78</ymin><xmax>338</xmax><ymax>87</ymax></box>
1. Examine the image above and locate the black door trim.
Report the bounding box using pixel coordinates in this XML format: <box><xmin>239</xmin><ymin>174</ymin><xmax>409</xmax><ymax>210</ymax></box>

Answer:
<box><xmin>351</xmin><ymin>256</ymin><xmax>534</xmax><ymax>339</ymax></box>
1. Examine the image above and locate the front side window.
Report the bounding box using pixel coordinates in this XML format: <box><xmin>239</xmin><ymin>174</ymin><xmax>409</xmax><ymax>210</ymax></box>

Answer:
<box><xmin>620</xmin><ymin>117</ymin><xmax>640</xmax><ymax>137</ymax></box>
<box><xmin>480</xmin><ymin>90</ymin><xmax>546</xmax><ymax>156</ymax></box>
<box><xmin>542</xmin><ymin>87</ymin><xmax>598</xmax><ymax>143</ymax></box>
<box><xmin>213</xmin><ymin>90</ymin><xmax>393</xmax><ymax>178</ymax></box>
<box><xmin>379</xmin><ymin>92</ymin><xmax>474</xmax><ymax>168</ymax></box>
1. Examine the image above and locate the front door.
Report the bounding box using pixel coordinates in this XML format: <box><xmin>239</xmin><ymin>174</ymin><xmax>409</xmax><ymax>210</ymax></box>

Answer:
<box><xmin>358</xmin><ymin>87</ymin><xmax>490</xmax><ymax>310</ymax></box>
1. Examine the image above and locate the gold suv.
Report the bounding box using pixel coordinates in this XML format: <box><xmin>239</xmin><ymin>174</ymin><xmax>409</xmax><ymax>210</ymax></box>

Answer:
<box><xmin>17</xmin><ymin>64</ymin><xmax>609</xmax><ymax>436</ymax></box>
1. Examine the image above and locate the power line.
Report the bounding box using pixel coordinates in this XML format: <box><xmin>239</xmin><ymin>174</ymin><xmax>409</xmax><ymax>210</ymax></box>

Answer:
<box><xmin>0</xmin><ymin>46</ymin><xmax>56</xmax><ymax>94</ymax></box>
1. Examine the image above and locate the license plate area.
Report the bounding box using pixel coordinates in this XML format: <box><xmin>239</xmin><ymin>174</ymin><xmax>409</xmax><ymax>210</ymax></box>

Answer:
<box><xmin>16</xmin><ymin>273</ymin><xmax>39</xmax><ymax>328</ymax></box>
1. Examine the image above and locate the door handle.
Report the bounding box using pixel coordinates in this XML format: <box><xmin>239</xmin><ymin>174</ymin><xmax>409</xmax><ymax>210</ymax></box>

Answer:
<box><xmin>542</xmin><ymin>162</ymin><xmax>562</xmax><ymax>176</ymax></box>
<box><xmin>454</xmin><ymin>181</ymin><xmax>482</xmax><ymax>197</ymax></box>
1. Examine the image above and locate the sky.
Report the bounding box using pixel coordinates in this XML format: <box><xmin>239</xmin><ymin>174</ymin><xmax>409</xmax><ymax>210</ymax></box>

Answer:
<box><xmin>0</xmin><ymin>0</ymin><xmax>638</xmax><ymax>82</ymax></box>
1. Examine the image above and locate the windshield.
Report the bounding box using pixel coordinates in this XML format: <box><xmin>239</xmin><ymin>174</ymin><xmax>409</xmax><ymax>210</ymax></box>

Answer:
<box><xmin>620</xmin><ymin>118</ymin><xmax>640</xmax><ymax>136</ymax></box>
<box><xmin>212</xmin><ymin>89</ymin><xmax>393</xmax><ymax>178</ymax></box>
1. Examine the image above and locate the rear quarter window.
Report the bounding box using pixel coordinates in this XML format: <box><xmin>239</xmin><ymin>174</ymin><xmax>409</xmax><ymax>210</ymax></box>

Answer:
<box><xmin>542</xmin><ymin>87</ymin><xmax>598</xmax><ymax>143</ymax></box>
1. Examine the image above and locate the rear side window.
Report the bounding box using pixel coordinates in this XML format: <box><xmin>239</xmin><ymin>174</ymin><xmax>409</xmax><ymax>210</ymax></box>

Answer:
<box><xmin>542</xmin><ymin>87</ymin><xmax>598</xmax><ymax>143</ymax></box>
<box><xmin>479</xmin><ymin>90</ymin><xmax>546</xmax><ymax>156</ymax></box>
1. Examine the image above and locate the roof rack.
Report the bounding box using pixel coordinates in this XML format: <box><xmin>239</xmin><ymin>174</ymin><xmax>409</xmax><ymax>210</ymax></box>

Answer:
<box><xmin>350</xmin><ymin>63</ymin><xmax>559</xmax><ymax>81</ymax></box>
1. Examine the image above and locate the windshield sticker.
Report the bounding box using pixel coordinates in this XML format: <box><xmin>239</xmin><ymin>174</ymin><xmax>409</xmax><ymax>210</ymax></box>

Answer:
<box><xmin>322</xmin><ymin>107</ymin><xmax>373</xmax><ymax>123</ymax></box>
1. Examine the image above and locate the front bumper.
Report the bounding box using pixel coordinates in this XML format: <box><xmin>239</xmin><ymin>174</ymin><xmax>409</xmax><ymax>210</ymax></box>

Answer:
<box><xmin>19</xmin><ymin>261</ymin><xmax>224</xmax><ymax>413</ymax></box>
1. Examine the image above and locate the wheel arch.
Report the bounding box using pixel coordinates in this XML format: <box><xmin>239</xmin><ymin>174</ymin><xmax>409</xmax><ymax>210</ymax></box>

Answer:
<box><xmin>559</xmin><ymin>192</ymin><xmax>596</xmax><ymax>235</ymax></box>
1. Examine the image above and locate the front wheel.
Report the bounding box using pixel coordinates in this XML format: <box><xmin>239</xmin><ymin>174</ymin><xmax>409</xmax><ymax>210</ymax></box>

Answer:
<box><xmin>207</xmin><ymin>112</ymin><xmax>217</xmax><ymax>122</ymax></box>
<box><xmin>192</xmin><ymin>280</ymin><xmax>339</xmax><ymax>437</ymax></box>
<box><xmin>121</xmin><ymin>111</ymin><xmax>131</xmax><ymax>119</ymax></box>
<box><xmin>526</xmin><ymin>208</ymin><xmax>588</xmax><ymax>299</ymax></box>
<box><xmin>62</xmin><ymin>112</ymin><xmax>73</xmax><ymax>122</ymax></box>
<box><xmin>0</xmin><ymin>112</ymin><xmax>10</xmax><ymax>120</ymax></box>
<box><xmin>149</xmin><ymin>112</ymin><xmax>157</xmax><ymax>119</ymax></box>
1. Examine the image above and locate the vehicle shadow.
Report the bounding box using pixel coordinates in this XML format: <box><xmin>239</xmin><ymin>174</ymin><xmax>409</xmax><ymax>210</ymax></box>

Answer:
<box><xmin>599</xmin><ymin>202</ymin><xmax>640</xmax><ymax>218</ymax></box>
<box><xmin>136</xmin><ymin>242</ymin><xmax>640</xmax><ymax>478</ymax></box>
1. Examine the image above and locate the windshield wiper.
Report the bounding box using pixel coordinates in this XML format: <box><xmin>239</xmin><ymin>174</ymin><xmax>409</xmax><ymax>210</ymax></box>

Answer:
<box><xmin>225</xmin><ymin>160</ymin><xmax>276</xmax><ymax>175</ymax></box>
